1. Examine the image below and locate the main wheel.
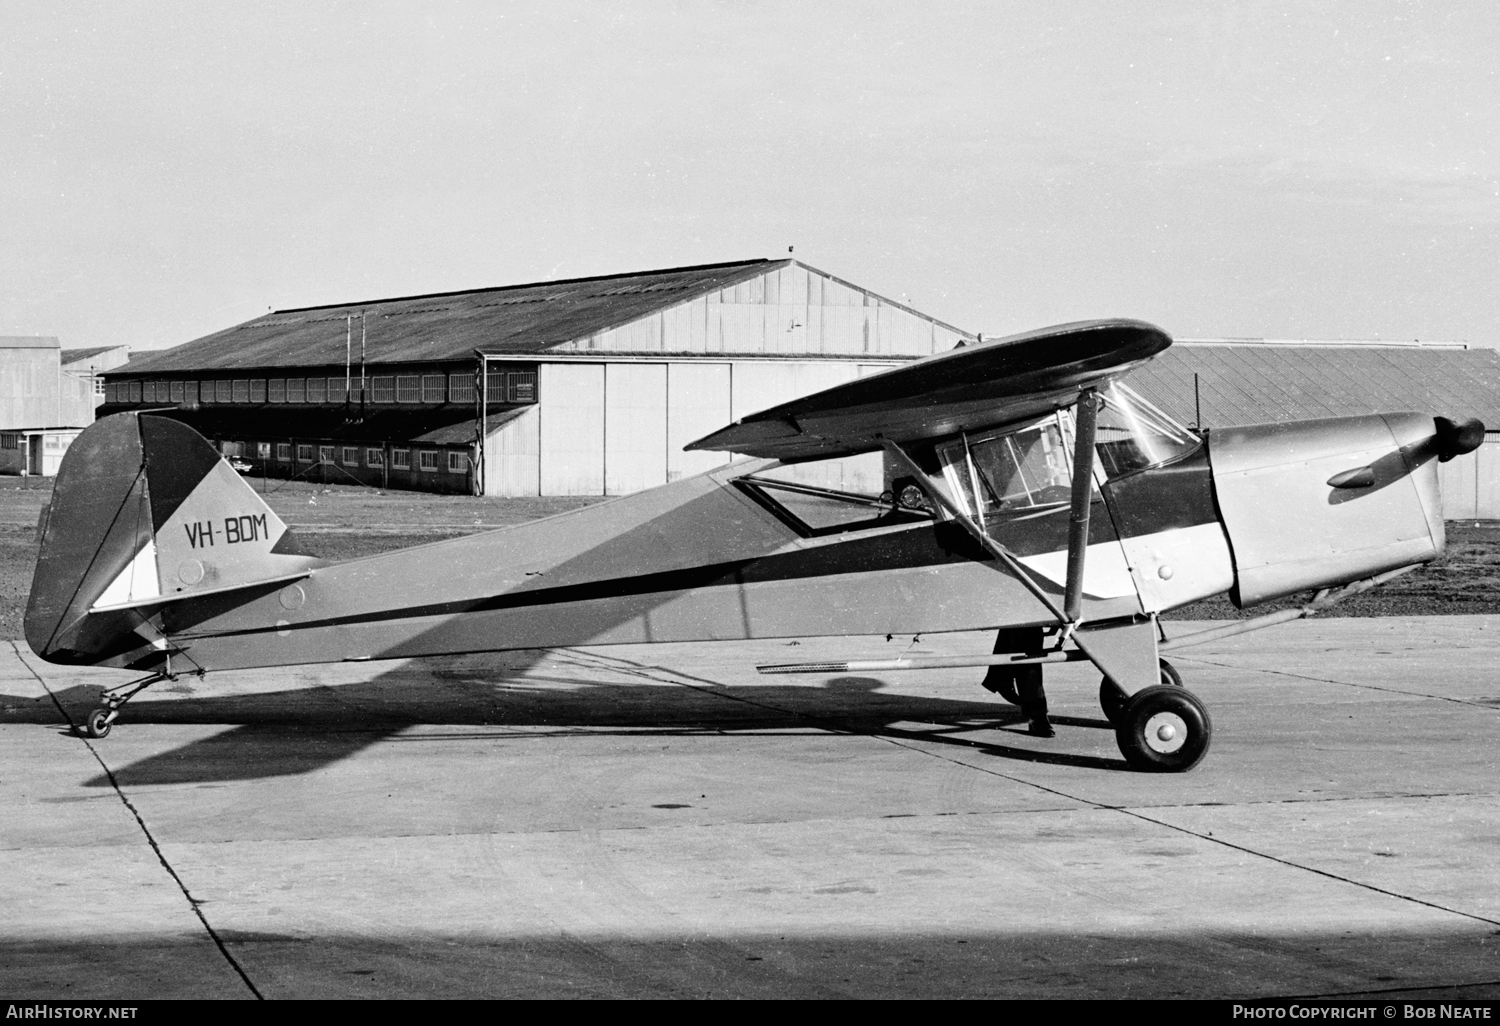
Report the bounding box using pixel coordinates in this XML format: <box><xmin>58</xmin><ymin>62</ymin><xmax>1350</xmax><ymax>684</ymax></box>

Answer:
<box><xmin>1114</xmin><ymin>685</ymin><xmax>1211</xmax><ymax>772</ymax></box>
<box><xmin>1099</xmin><ymin>659</ymin><xmax>1186</xmax><ymax>725</ymax></box>
<box><xmin>85</xmin><ymin>708</ymin><xmax>112</xmax><ymax>739</ymax></box>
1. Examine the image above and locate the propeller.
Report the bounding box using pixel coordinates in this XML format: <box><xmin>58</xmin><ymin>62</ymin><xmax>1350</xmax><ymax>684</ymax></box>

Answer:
<box><xmin>1434</xmin><ymin>416</ymin><xmax>1485</xmax><ymax>462</ymax></box>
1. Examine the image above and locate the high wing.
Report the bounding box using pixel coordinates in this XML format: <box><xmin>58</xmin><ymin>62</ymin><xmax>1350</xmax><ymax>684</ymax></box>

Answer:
<box><xmin>686</xmin><ymin>318</ymin><xmax>1171</xmax><ymax>461</ymax></box>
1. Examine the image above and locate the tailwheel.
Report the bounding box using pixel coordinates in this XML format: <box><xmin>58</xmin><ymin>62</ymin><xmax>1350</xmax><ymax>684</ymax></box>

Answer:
<box><xmin>1099</xmin><ymin>659</ymin><xmax>1185</xmax><ymax>725</ymax></box>
<box><xmin>1115</xmin><ymin>684</ymin><xmax>1212</xmax><ymax>772</ymax></box>
<box><xmin>84</xmin><ymin>708</ymin><xmax>113</xmax><ymax>739</ymax></box>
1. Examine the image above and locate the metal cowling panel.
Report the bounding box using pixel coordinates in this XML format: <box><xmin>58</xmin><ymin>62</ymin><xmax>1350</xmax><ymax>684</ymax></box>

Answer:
<box><xmin>1210</xmin><ymin>413</ymin><xmax>1442</xmax><ymax>608</ymax></box>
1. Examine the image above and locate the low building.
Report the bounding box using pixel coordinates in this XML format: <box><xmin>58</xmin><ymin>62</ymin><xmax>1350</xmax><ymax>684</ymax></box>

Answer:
<box><xmin>100</xmin><ymin>259</ymin><xmax>975</xmax><ymax>495</ymax></box>
<box><xmin>0</xmin><ymin>337</ymin><xmax>97</xmax><ymax>476</ymax></box>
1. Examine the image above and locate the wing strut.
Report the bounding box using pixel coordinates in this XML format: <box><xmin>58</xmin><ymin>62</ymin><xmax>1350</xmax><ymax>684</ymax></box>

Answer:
<box><xmin>881</xmin><ymin>386</ymin><xmax>1100</xmax><ymax>633</ymax></box>
<box><xmin>1062</xmin><ymin>388</ymin><xmax>1099</xmax><ymax>622</ymax></box>
<box><xmin>881</xmin><ymin>438</ymin><xmax>1069</xmax><ymax>626</ymax></box>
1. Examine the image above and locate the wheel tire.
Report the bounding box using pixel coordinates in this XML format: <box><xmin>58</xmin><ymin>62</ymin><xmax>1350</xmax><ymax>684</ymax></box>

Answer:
<box><xmin>982</xmin><ymin>674</ymin><xmax>1021</xmax><ymax>705</ymax></box>
<box><xmin>1115</xmin><ymin>685</ymin><xmax>1211</xmax><ymax>772</ymax></box>
<box><xmin>85</xmin><ymin>708</ymin><xmax>112</xmax><ymax>739</ymax></box>
<box><xmin>1100</xmin><ymin>660</ymin><xmax>1186</xmax><ymax>725</ymax></box>
<box><xmin>1158</xmin><ymin>658</ymin><xmax>1183</xmax><ymax>689</ymax></box>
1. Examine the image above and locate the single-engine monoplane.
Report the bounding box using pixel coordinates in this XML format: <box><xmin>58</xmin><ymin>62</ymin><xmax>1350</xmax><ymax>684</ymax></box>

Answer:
<box><xmin>25</xmin><ymin>319</ymin><xmax>1484</xmax><ymax>770</ymax></box>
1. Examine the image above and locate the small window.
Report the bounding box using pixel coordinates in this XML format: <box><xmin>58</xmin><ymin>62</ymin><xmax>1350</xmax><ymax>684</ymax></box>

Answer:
<box><xmin>348</xmin><ymin>377</ymin><xmax>365</xmax><ymax>402</ymax></box>
<box><xmin>0</xmin><ymin>433</ymin><xmax>18</xmax><ymax>449</ymax></box>
<box><xmin>448</xmin><ymin>374</ymin><xmax>474</xmax><ymax>403</ymax></box>
<box><xmin>422</xmin><ymin>374</ymin><xmax>446</xmax><ymax>403</ymax></box>
<box><xmin>221</xmin><ymin>441</ymin><xmax>243</xmax><ymax>458</ymax></box>
<box><xmin>391</xmin><ymin>448</ymin><xmax>410</xmax><ymax>470</ymax></box>
<box><xmin>306</xmin><ymin>378</ymin><xmax>327</xmax><ymax>403</ymax></box>
<box><xmin>448</xmin><ymin>451</ymin><xmax>468</xmax><ymax>473</ymax></box>
<box><xmin>371</xmin><ymin>376</ymin><xmax>395</xmax><ymax>403</ymax></box>
<box><xmin>170</xmin><ymin>381</ymin><xmax>185</xmax><ymax>402</ymax></box>
<box><xmin>105</xmin><ymin>382</ymin><xmax>119</xmax><ymax>404</ymax></box>
<box><xmin>418</xmin><ymin>451</ymin><xmax>438</xmax><ymax>472</ymax></box>
<box><xmin>297</xmin><ymin>444</ymin><xmax>313</xmax><ymax>463</ymax></box>
<box><xmin>45</xmin><ymin>435</ymin><xmax>64</xmax><ymax>451</ymax></box>
<box><xmin>249</xmin><ymin>379</ymin><xmax>266</xmax><ymax>403</ymax></box>
<box><xmin>396</xmin><ymin>375</ymin><xmax>421</xmax><ymax>403</ymax></box>
<box><xmin>232</xmin><ymin>379</ymin><xmax>249</xmax><ymax>403</ymax></box>
<box><xmin>199</xmin><ymin>381</ymin><xmax>214</xmax><ymax>403</ymax></box>
<box><xmin>143</xmin><ymin>381</ymin><xmax>156</xmax><ymax>403</ymax></box>
<box><xmin>93</xmin><ymin>377</ymin><xmax>105</xmax><ymax>397</ymax></box>
<box><xmin>508</xmin><ymin>371</ymin><xmax>537</xmax><ymax>403</ymax></box>
<box><xmin>327</xmin><ymin>377</ymin><xmax>348</xmax><ymax>404</ymax></box>
<box><xmin>317</xmin><ymin>445</ymin><xmax>332</xmax><ymax>464</ymax></box>
<box><xmin>286</xmin><ymin>378</ymin><xmax>306</xmax><ymax>403</ymax></box>
<box><xmin>366</xmin><ymin>448</ymin><xmax>384</xmax><ymax>466</ymax></box>
<box><xmin>257</xmin><ymin>442</ymin><xmax>271</xmax><ymax>459</ymax></box>
<box><xmin>128</xmin><ymin>381</ymin><xmax>142</xmax><ymax>403</ymax></box>
<box><xmin>277</xmin><ymin>443</ymin><xmax>292</xmax><ymax>461</ymax></box>
<box><xmin>183</xmin><ymin>380</ymin><xmax>199</xmax><ymax>404</ymax></box>
<box><xmin>268</xmin><ymin>379</ymin><xmax>286</xmax><ymax>403</ymax></box>
<box><xmin>216</xmin><ymin>381</ymin><xmax>232</xmax><ymax>403</ymax></box>
<box><xmin>339</xmin><ymin>446</ymin><xmax>356</xmax><ymax>464</ymax></box>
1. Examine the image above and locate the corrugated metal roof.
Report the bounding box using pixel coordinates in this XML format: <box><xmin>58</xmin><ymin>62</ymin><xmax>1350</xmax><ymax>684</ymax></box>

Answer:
<box><xmin>1128</xmin><ymin>344</ymin><xmax>1500</xmax><ymax>429</ymax></box>
<box><xmin>61</xmin><ymin>346</ymin><xmax>125</xmax><ymax>365</ymax></box>
<box><xmin>121</xmin><ymin>260</ymin><xmax>785</xmax><ymax>375</ymax></box>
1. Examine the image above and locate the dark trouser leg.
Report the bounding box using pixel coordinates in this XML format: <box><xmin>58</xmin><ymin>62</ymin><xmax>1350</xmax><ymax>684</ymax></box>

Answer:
<box><xmin>982</xmin><ymin>626</ymin><xmax>1053</xmax><ymax>736</ymax></box>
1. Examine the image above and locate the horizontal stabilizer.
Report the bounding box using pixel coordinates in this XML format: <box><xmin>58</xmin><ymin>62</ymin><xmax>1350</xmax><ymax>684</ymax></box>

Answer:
<box><xmin>687</xmin><ymin>319</ymin><xmax>1170</xmax><ymax>460</ymax></box>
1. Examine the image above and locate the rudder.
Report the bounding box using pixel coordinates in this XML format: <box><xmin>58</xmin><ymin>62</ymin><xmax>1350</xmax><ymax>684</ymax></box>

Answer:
<box><xmin>26</xmin><ymin>414</ymin><xmax>320</xmax><ymax>665</ymax></box>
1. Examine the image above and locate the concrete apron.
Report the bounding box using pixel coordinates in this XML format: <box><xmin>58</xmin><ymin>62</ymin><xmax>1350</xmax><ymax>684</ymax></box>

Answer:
<box><xmin>3</xmin><ymin>616</ymin><xmax>1499</xmax><ymax>999</ymax></box>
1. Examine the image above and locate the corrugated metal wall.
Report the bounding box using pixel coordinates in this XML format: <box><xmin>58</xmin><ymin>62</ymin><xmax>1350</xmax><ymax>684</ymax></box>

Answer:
<box><xmin>0</xmin><ymin>349</ymin><xmax>94</xmax><ymax>430</ymax></box>
<box><xmin>485</xmin><ymin>406</ymin><xmax>540</xmax><ymax>497</ymax></box>
<box><xmin>1439</xmin><ymin>437</ymin><xmax>1500</xmax><ymax>519</ymax></box>
<box><xmin>604</xmin><ymin>363</ymin><xmax>668</xmax><ymax>494</ymax></box>
<box><xmin>488</xmin><ymin>358</ymin><xmax>904</xmax><ymax>496</ymax></box>
<box><xmin>539</xmin><ymin>364</ymin><xmax>605</xmax><ymax>495</ymax></box>
<box><xmin>666</xmin><ymin>363</ymin><xmax>731</xmax><ymax>481</ymax></box>
<box><xmin>558</xmin><ymin>264</ymin><xmax>969</xmax><ymax>358</ymax></box>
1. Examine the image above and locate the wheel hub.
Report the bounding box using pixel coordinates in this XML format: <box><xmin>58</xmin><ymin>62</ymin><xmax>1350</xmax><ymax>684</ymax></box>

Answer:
<box><xmin>1143</xmin><ymin>712</ymin><xmax>1187</xmax><ymax>754</ymax></box>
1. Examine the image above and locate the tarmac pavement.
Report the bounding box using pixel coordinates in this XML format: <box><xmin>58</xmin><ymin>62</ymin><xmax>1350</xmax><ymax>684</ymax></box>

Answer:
<box><xmin>2</xmin><ymin>616</ymin><xmax>1499</xmax><ymax>999</ymax></box>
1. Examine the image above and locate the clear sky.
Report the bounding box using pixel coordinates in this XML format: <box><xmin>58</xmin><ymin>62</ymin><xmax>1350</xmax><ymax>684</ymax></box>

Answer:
<box><xmin>3</xmin><ymin>1</ymin><xmax>1497</xmax><ymax>351</ymax></box>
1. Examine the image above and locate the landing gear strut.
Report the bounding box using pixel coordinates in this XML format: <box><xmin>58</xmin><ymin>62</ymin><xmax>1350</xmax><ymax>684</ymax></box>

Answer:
<box><xmin>1099</xmin><ymin>657</ymin><xmax>1183</xmax><ymax>725</ymax></box>
<box><xmin>83</xmin><ymin>671</ymin><xmax>173</xmax><ymax>739</ymax></box>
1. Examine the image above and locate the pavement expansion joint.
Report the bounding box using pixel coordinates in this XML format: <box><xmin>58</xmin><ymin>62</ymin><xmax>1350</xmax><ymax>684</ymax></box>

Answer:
<box><xmin>660</xmin><ymin>662</ymin><xmax>1500</xmax><ymax>936</ymax></box>
<box><xmin>14</xmin><ymin>642</ymin><xmax>266</xmax><ymax>1000</ymax></box>
<box><xmin>1182</xmin><ymin>654</ymin><xmax>1500</xmax><ymax>709</ymax></box>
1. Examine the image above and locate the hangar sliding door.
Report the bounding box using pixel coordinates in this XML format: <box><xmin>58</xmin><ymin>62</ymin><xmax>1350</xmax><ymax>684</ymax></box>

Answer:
<box><xmin>540</xmin><ymin>364</ymin><xmax>604</xmax><ymax>495</ymax></box>
<box><xmin>667</xmin><ymin>363</ymin><xmax>731</xmax><ymax>481</ymax></box>
<box><xmin>604</xmin><ymin>363</ymin><xmax>667</xmax><ymax>495</ymax></box>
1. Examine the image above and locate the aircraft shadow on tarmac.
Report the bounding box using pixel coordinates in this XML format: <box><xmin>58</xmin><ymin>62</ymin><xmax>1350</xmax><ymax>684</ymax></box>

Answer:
<box><xmin>8</xmin><ymin>647</ymin><xmax>1129</xmax><ymax>784</ymax></box>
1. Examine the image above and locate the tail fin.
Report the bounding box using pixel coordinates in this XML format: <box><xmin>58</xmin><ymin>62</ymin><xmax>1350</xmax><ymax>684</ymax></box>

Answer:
<box><xmin>26</xmin><ymin>413</ymin><xmax>320</xmax><ymax>665</ymax></box>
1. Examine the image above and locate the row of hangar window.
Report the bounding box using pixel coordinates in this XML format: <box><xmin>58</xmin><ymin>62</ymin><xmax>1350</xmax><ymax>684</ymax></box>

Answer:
<box><xmin>105</xmin><ymin>371</ymin><xmax>538</xmax><ymax>407</ymax></box>
<box><xmin>221</xmin><ymin>440</ymin><xmax>470</xmax><ymax>474</ymax></box>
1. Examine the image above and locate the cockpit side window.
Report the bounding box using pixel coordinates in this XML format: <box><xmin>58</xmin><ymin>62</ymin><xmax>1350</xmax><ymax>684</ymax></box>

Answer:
<box><xmin>936</xmin><ymin>416</ymin><xmax>1073</xmax><ymax>522</ymax></box>
<box><xmin>1094</xmin><ymin>383</ymin><xmax>1201</xmax><ymax>477</ymax></box>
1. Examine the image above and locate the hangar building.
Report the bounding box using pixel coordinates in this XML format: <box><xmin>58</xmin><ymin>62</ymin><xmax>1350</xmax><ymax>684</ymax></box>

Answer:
<box><xmin>1129</xmin><ymin>340</ymin><xmax>1500</xmax><ymax>519</ymax></box>
<box><xmin>100</xmin><ymin>259</ymin><xmax>973</xmax><ymax>496</ymax></box>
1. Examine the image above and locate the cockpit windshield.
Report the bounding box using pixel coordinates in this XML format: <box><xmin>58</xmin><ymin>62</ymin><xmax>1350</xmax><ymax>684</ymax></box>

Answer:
<box><xmin>1094</xmin><ymin>383</ymin><xmax>1201</xmax><ymax>477</ymax></box>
